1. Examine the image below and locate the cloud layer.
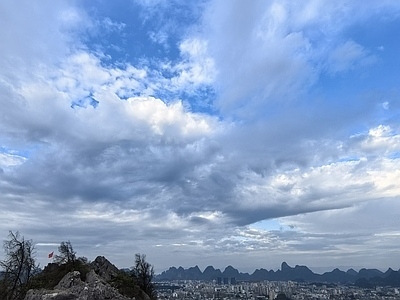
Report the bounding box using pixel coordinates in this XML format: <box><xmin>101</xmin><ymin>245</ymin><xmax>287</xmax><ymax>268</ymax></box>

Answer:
<box><xmin>1</xmin><ymin>0</ymin><xmax>400</xmax><ymax>272</ymax></box>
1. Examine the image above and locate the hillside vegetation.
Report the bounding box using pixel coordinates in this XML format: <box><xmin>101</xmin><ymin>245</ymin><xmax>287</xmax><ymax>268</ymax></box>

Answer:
<box><xmin>0</xmin><ymin>231</ymin><xmax>156</xmax><ymax>300</ymax></box>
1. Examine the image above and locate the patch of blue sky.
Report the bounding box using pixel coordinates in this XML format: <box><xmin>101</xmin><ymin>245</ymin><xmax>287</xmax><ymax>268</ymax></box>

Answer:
<box><xmin>154</xmin><ymin>81</ymin><xmax>217</xmax><ymax>109</ymax></box>
<box><xmin>153</xmin><ymin>84</ymin><xmax>218</xmax><ymax>115</ymax></box>
<box><xmin>251</xmin><ymin>219</ymin><xmax>294</xmax><ymax>232</ymax></box>
<box><xmin>309</xmin><ymin>72</ymin><xmax>394</xmax><ymax>140</ymax></box>
<box><xmin>80</xmin><ymin>1</ymin><xmax>198</xmax><ymax>67</ymax></box>
<box><xmin>316</xmin><ymin>17</ymin><xmax>400</xmax><ymax>99</ymax></box>
<box><xmin>388</xmin><ymin>152</ymin><xmax>400</xmax><ymax>159</ymax></box>
<box><xmin>0</xmin><ymin>146</ymin><xmax>11</xmax><ymax>155</ymax></box>
<box><xmin>71</xmin><ymin>96</ymin><xmax>99</xmax><ymax>109</ymax></box>
<box><xmin>386</xmin><ymin>113</ymin><xmax>400</xmax><ymax>130</ymax></box>
<box><xmin>345</xmin><ymin>14</ymin><xmax>400</xmax><ymax>62</ymax></box>
<box><xmin>116</xmin><ymin>89</ymin><xmax>143</xmax><ymax>101</ymax></box>
<box><xmin>337</xmin><ymin>156</ymin><xmax>360</xmax><ymax>163</ymax></box>
<box><xmin>313</xmin><ymin>20</ymin><xmax>399</xmax><ymax>102</ymax></box>
<box><xmin>315</xmin><ymin>64</ymin><xmax>381</xmax><ymax>104</ymax></box>
<box><xmin>78</xmin><ymin>2</ymin><xmax>219</xmax><ymax>117</ymax></box>
<box><xmin>183</xmin><ymin>86</ymin><xmax>218</xmax><ymax>115</ymax></box>
<box><xmin>0</xmin><ymin>145</ymin><xmax>37</xmax><ymax>159</ymax></box>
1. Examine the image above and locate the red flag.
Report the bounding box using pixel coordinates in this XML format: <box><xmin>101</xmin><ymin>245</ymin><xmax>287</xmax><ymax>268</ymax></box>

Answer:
<box><xmin>48</xmin><ymin>251</ymin><xmax>54</xmax><ymax>259</ymax></box>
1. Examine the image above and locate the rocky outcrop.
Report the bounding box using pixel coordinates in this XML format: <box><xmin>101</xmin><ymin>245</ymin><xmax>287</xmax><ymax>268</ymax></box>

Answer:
<box><xmin>90</xmin><ymin>256</ymin><xmax>121</xmax><ymax>282</ymax></box>
<box><xmin>54</xmin><ymin>271</ymin><xmax>84</xmax><ymax>290</ymax></box>
<box><xmin>24</xmin><ymin>256</ymin><xmax>138</xmax><ymax>300</ymax></box>
<box><xmin>25</xmin><ymin>270</ymin><xmax>132</xmax><ymax>300</ymax></box>
<box><xmin>25</xmin><ymin>269</ymin><xmax>132</xmax><ymax>300</ymax></box>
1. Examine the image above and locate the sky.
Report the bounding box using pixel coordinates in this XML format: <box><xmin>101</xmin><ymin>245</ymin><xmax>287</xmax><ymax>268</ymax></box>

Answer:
<box><xmin>1</xmin><ymin>0</ymin><xmax>400</xmax><ymax>274</ymax></box>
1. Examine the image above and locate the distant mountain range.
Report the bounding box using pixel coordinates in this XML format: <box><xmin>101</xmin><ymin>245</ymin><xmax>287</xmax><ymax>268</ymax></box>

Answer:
<box><xmin>156</xmin><ymin>262</ymin><xmax>400</xmax><ymax>287</ymax></box>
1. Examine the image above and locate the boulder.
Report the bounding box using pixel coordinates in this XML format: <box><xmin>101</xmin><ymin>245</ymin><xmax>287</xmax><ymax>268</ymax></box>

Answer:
<box><xmin>55</xmin><ymin>271</ymin><xmax>84</xmax><ymax>290</ymax></box>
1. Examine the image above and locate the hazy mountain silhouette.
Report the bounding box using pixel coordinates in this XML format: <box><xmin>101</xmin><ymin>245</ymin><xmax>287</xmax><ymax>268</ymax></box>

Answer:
<box><xmin>202</xmin><ymin>266</ymin><xmax>222</xmax><ymax>281</ymax></box>
<box><xmin>156</xmin><ymin>262</ymin><xmax>400</xmax><ymax>286</ymax></box>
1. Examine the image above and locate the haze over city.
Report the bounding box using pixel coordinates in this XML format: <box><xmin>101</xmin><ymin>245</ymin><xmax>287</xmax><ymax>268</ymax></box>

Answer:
<box><xmin>1</xmin><ymin>0</ymin><xmax>400</xmax><ymax>274</ymax></box>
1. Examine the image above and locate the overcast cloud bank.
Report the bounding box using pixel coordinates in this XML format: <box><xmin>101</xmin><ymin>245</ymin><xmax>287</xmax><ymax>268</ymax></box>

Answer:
<box><xmin>1</xmin><ymin>0</ymin><xmax>400</xmax><ymax>273</ymax></box>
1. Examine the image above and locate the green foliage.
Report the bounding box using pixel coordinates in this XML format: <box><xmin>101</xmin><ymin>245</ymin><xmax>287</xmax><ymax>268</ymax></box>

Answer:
<box><xmin>30</xmin><ymin>241</ymin><xmax>89</xmax><ymax>290</ymax></box>
<box><xmin>1</xmin><ymin>234</ymin><xmax>157</xmax><ymax>300</ymax></box>
<box><xmin>0</xmin><ymin>231</ymin><xmax>38</xmax><ymax>300</ymax></box>
<box><xmin>54</xmin><ymin>241</ymin><xmax>76</xmax><ymax>265</ymax></box>
<box><xmin>110</xmin><ymin>271</ymin><xmax>141</xmax><ymax>298</ymax></box>
<box><xmin>131</xmin><ymin>253</ymin><xmax>157</xmax><ymax>300</ymax></box>
<box><xmin>29</xmin><ymin>259</ymin><xmax>90</xmax><ymax>290</ymax></box>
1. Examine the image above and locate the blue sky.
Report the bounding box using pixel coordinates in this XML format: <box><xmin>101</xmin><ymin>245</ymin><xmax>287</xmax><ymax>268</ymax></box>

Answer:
<box><xmin>1</xmin><ymin>0</ymin><xmax>400</xmax><ymax>274</ymax></box>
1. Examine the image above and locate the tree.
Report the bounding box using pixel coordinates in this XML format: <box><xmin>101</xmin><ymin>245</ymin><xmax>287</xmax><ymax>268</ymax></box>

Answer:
<box><xmin>131</xmin><ymin>253</ymin><xmax>156</xmax><ymax>300</ymax></box>
<box><xmin>54</xmin><ymin>241</ymin><xmax>76</xmax><ymax>265</ymax></box>
<box><xmin>0</xmin><ymin>231</ymin><xmax>38</xmax><ymax>300</ymax></box>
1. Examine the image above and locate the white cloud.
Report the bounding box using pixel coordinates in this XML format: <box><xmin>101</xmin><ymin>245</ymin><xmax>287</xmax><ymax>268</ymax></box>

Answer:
<box><xmin>100</xmin><ymin>17</ymin><xmax>126</xmax><ymax>32</ymax></box>
<box><xmin>0</xmin><ymin>152</ymin><xmax>26</xmax><ymax>167</ymax></box>
<box><xmin>149</xmin><ymin>30</ymin><xmax>169</xmax><ymax>46</ymax></box>
<box><xmin>125</xmin><ymin>97</ymin><xmax>216</xmax><ymax>137</ymax></box>
<box><xmin>196</xmin><ymin>0</ymin><xmax>400</xmax><ymax>118</ymax></box>
<box><xmin>155</xmin><ymin>38</ymin><xmax>217</xmax><ymax>93</ymax></box>
<box><xmin>2</xmin><ymin>0</ymin><xmax>400</xmax><ymax>272</ymax></box>
<box><xmin>279</xmin><ymin>197</ymin><xmax>400</xmax><ymax>267</ymax></box>
<box><xmin>232</xmin><ymin>155</ymin><xmax>400</xmax><ymax>218</ymax></box>
<box><xmin>36</xmin><ymin>243</ymin><xmax>60</xmax><ymax>247</ymax></box>
<box><xmin>326</xmin><ymin>40</ymin><xmax>376</xmax><ymax>75</ymax></box>
<box><xmin>0</xmin><ymin>1</ymin><xmax>88</xmax><ymax>84</ymax></box>
<box><xmin>347</xmin><ymin>125</ymin><xmax>400</xmax><ymax>156</ymax></box>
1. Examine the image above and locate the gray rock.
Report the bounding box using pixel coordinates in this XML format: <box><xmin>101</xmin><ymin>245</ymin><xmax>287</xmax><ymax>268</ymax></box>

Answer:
<box><xmin>90</xmin><ymin>256</ymin><xmax>121</xmax><ymax>282</ymax></box>
<box><xmin>24</xmin><ymin>270</ymin><xmax>132</xmax><ymax>300</ymax></box>
<box><xmin>24</xmin><ymin>256</ymin><xmax>154</xmax><ymax>300</ymax></box>
<box><xmin>55</xmin><ymin>271</ymin><xmax>84</xmax><ymax>290</ymax></box>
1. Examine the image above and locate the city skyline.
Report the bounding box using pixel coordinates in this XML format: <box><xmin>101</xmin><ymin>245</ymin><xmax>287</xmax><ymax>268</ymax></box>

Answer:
<box><xmin>1</xmin><ymin>1</ymin><xmax>400</xmax><ymax>273</ymax></box>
